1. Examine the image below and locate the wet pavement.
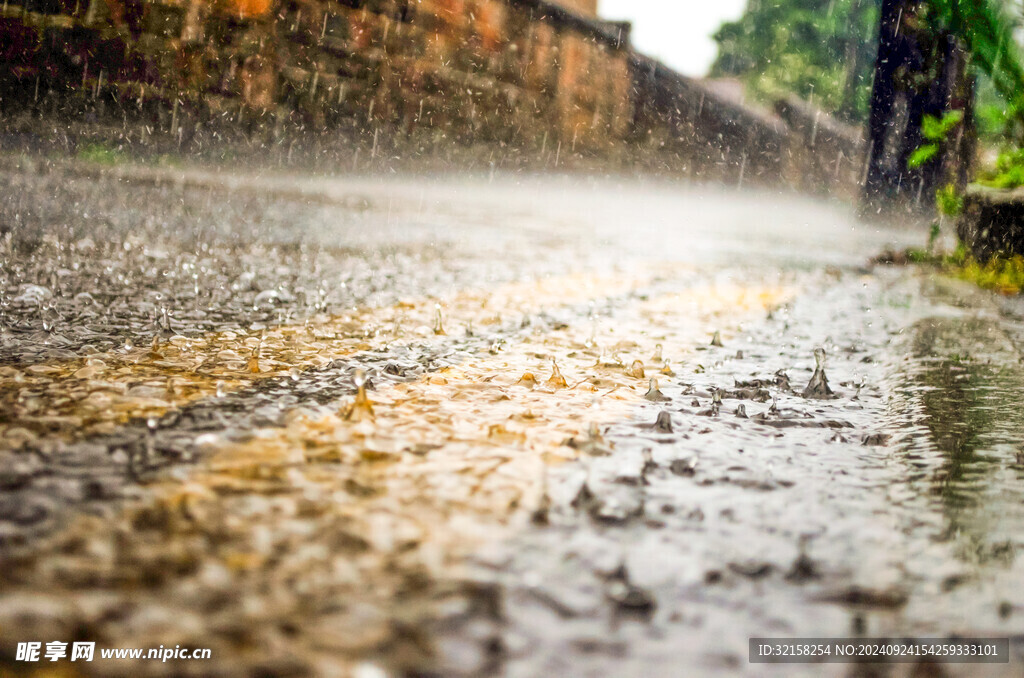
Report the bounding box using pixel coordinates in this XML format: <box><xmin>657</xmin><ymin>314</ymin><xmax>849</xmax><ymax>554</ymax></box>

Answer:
<box><xmin>1</xmin><ymin>157</ymin><xmax>1023</xmax><ymax>677</ymax></box>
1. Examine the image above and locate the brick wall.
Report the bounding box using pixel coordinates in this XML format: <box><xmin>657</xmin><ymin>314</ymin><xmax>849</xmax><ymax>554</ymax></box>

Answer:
<box><xmin>0</xmin><ymin>0</ymin><xmax>632</xmax><ymax>150</ymax></box>
<box><xmin>0</xmin><ymin>0</ymin><xmax>866</xmax><ymax>195</ymax></box>
<box><xmin>549</xmin><ymin>0</ymin><xmax>597</xmax><ymax>16</ymax></box>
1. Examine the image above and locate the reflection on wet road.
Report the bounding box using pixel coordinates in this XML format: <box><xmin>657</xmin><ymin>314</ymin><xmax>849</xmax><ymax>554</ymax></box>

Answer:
<box><xmin>1</xmin><ymin>160</ymin><xmax>1022</xmax><ymax>676</ymax></box>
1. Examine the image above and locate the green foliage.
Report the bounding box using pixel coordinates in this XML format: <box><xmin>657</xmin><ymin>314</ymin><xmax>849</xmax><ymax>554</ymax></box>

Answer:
<box><xmin>908</xmin><ymin>110</ymin><xmax>965</xmax><ymax>169</ymax></box>
<box><xmin>978</xmin><ymin>147</ymin><xmax>1024</xmax><ymax>188</ymax></box>
<box><xmin>76</xmin><ymin>143</ymin><xmax>125</xmax><ymax>165</ymax></box>
<box><xmin>929</xmin><ymin>0</ymin><xmax>1024</xmax><ymax>140</ymax></box>
<box><xmin>884</xmin><ymin>242</ymin><xmax>1024</xmax><ymax>295</ymax></box>
<box><xmin>903</xmin><ymin>238</ymin><xmax>1024</xmax><ymax>296</ymax></box>
<box><xmin>710</xmin><ymin>0</ymin><xmax>879</xmax><ymax>123</ymax></box>
<box><xmin>921</xmin><ymin>110</ymin><xmax>964</xmax><ymax>141</ymax></box>
<box><xmin>977</xmin><ymin>101</ymin><xmax>1010</xmax><ymax>138</ymax></box>
<box><xmin>974</xmin><ymin>73</ymin><xmax>1009</xmax><ymax>139</ymax></box>
<box><xmin>908</xmin><ymin>144</ymin><xmax>940</xmax><ymax>169</ymax></box>
<box><xmin>904</xmin><ymin>246</ymin><xmax>939</xmax><ymax>263</ymax></box>
<box><xmin>946</xmin><ymin>242</ymin><xmax>971</xmax><ymax>267</ymax></box>
<box><xmin>935</xmin><ymin>184</ymin><xmax>963</xmax><ymax>216</ymax></box>
<box><xmin>710</xmin><ymin>0</ymin><xmax>1024</xmax><ymax>140</ymax></box>
<box><xmin>949</xmin><ymin>253</ymin><xmax>1024</xmax><ymax>294</ymax></box>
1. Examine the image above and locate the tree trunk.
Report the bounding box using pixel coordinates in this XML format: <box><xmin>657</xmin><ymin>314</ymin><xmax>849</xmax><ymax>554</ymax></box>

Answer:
<box><xmin>861</xmin><ymin>0</ymin><xmax>975</xmax><ymax>217</ymax></box>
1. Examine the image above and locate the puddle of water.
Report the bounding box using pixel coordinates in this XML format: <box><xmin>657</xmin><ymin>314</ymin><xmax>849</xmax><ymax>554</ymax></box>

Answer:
<box><xmin>0</xmin><ymin>272</ymin><xmax>656</xmax><ymax>452</ymax></box>
<box><xmin>0</xmin><ymin>275</ymin><xmax>791</xmax><ymax>676</ymax></box>
<box><xmin>881</xmin><ymin>300</ymin><xmax>1024</xmax><ymax>638</ymax></box>
<box><xmin>438</xmin><ymin>271</ymin><xmax>1024</xmax><ymax>678</ymax></box>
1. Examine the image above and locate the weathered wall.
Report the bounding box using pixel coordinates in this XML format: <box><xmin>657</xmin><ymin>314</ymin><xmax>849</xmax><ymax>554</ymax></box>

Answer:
<box><xmin>0</xmin><ymin>0</ymin><xmax>865</xmax><ymax>196</ymax></box>
<box><xmin>775</xmin><ymin>95</ymin><xmax>866</xmax><ymax>201</ymax></box>
<box><xmin>1</xmin><ymin>0</ymin><xmax>632</xmax><ymax>151</ymax></box>
<box><xmin>629</xmin><ymin>61</ymin><xmax>793</xmax><ymax>185</ymax></box>
<box><xmin>549</xmin><ymin>0</ymin><xmax>596</xmax><ymax>16</ymax></box>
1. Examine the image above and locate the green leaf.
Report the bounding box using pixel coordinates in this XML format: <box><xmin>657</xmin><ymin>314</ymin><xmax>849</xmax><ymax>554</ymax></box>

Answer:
<box><xmin>908</xmin><ymin>143</ymin><xmax>940</xmax><ymax>169</ymax></box>
<box><xmin>921</xmin><ymin>110</ymin><xmax>964</xmax><ymax>141</ymax></box>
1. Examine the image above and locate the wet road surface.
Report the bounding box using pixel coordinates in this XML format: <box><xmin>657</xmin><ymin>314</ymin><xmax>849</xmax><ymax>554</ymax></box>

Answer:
<box><xmin>1</xmin><ymin>158</ymin><xmax>1023</xmax><ymax>676</ymax></box>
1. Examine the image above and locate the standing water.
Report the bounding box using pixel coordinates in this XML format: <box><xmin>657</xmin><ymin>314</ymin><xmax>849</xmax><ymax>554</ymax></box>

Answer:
<box><xmin>1</xmin><ymin>168</ymin><xmax>1020</xmax><ymax>677</ymax></box>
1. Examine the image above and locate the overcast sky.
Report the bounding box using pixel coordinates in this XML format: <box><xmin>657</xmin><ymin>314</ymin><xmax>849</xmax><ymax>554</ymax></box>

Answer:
<box><xmin>599</xmin><ymin>0</ymin><xmax>748</xmax><ymax>77</ymax></box>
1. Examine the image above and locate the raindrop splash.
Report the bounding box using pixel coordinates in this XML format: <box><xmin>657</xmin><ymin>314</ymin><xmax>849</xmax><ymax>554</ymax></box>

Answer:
<box><xmin>645</xmin><ymin>377</ymin><xmax>668</xmax><ymax>402</ymax></box>
<box><xmin>654</xmin><ymin>410</ymin><xmax>673</xmax><ymax>433</ymax></box>
<box><xmin>344</xmin><ymin>368</ymin><xmax>375</xmax><ymax>421</ymax></box>
<box><xmin>802</xmin><ymin>347</ymin><xmax>835</xmax><ymax>399</ymax></box>
<box><xmin>517</xmin><ymin>372</ymin><xmax>538</xmax><ymax>389</ymax></box>
<box><xmin>433</xmin><ymin>304</ymin><xmax>446</xmax><ymax>336</ymax></box>
<box><xmin>248</xmin><ymin>345</ymin><xmax>262</xmax><ymax>374</ymax></box>
<box><xmin>546</xmin><ymin>359</ymin><xmax>568</xmax><ymax>390</ymax></box>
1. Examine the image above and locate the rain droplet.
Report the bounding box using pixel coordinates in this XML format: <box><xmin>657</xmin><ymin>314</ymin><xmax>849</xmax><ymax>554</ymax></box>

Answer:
<box><xmin>803</xmin><ymin>348</ymin><xmax>835</xmax><ymax>399</ymax></box>
<box><xmin>645</xmin><ymin>377</ymin><xmax>668</xmax><ymax>402</ymax></box>
<box><xmin>353</xmin><ymin>368</ymin><xmax>367</xmax><ymax>390</ymax></box>
<box><xmin>433</xmin><ymin>304</ymin><xmax>446</xmax><ymax>335</ymax></box>
<box><xmin>546</xmin><ymin>359</ymin><xmax>568</xmax><ymax>389</ymax></box>
<box><xmin>344</xmin><ymin>368</ymin><xmax>374</xmax><ymax>421</ymax></box>
<box><xmin>253</xmin><ymin>289</ymin><xmax>280</xmax><ymax>310</ymax></box>
<box><xmin>516</xmin><ymin>372</ymin><xmax>538</xmax><ymax>389</ymax></box>
<box><xmin>248</xmin><ymin>345</ymin><xmax>261</xmax><ymax>373</ymax></box>
<box><xmin>626</xmin><ymin>360</ymin><xmax>645</xmax><ymax>379</ymax></box>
